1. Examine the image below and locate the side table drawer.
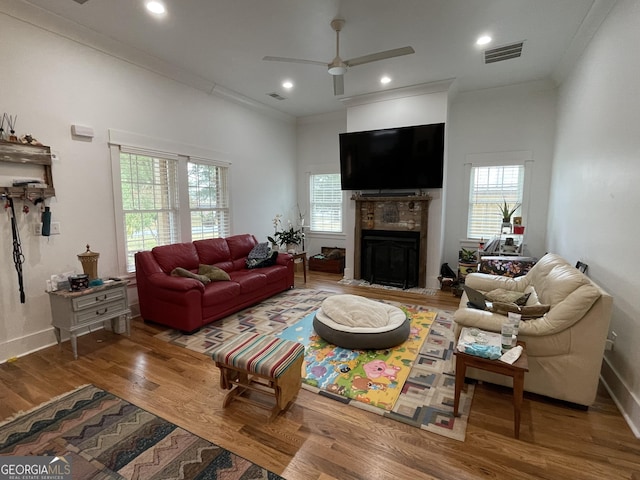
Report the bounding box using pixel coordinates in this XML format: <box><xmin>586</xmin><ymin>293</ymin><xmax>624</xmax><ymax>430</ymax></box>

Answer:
<box><xmin>73</xmin><ymin>299</ymin><xmax>128</xmax><ymax>326</ymax></box>
<box><xmin>72</xmin><ymin>287</ymin><xmax>125</xmax><ymax>311</ymax></box>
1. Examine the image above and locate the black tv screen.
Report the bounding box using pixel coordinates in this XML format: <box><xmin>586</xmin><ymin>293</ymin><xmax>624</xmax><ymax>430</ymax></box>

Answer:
<box><xmin>339</xmin><ymin>123</ymin><xmax>445</xmax><ymax>190</ymax></box>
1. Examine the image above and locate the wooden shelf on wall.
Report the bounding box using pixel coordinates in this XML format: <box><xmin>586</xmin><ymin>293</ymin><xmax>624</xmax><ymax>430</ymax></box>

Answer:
<box><xmin>0</xmin><ymin>140</ymin><xmax>55</xmax><ymax>199</ymax></box>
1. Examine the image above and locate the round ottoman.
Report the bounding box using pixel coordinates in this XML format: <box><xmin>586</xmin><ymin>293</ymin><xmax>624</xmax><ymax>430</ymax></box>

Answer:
<box><xmin>313</xmin><ymin>294</ymin><xmax>410</xmax><ymax>349</ymax></box>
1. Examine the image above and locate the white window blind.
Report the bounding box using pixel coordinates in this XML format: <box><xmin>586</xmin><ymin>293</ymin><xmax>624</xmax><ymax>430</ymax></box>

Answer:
<box><xmin>467</xmin><ymin>165</ymin><xmax>524</xmax><ymax>239</ymax></box>
<box><xmin>310</xmin><ymin>173</ymin><xmax>342</xmax><ymax>233</ymax></box>
<box><xmin>188</xmin><ymin>161</ymin><xmax>230</xmax><ymax>240</ymax></box>
<box><xmin>120</xmin><ymin>152</ymin><xmax>179</xmax><ymax>271</ymax></box>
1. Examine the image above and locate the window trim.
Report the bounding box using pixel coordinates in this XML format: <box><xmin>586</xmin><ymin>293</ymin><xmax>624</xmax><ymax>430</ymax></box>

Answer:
<box><xmin>463</xmin><ymin>151</ymin><xmax>533</xmax><ymax>241</ymax></box>
<box><xmin>109</xmin><ymin>129</ymin><xmax>231</xmax><ymax>275</ymax></box>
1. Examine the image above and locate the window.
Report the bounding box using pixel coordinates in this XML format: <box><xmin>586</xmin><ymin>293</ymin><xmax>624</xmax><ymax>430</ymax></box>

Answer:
<box><xmin>188</xmin><ymin>161</ymin><xmax>230</xmax><ymax>241</ymax></box>
<box><xmin>467</xmin><ymin>165</ymin><xmax>524</xmax><ymax>239</ymax></box>
<box><xmin>112</xmin><ymin>138</ymin><xmax>230</xmax><ymax>273</ymax></box>
<box><xmin>120</xmin><ymin>151</ymin><xmax>179</xmax><ymax>271</ymax></box>
<box><xmin>309</xmin><ymin>173</ymin><xmax>342</xmax><ymax>233</ymax></box>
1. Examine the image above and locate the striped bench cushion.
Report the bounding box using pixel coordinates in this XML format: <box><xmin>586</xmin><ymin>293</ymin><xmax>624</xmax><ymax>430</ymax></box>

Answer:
<box><xmin>211</xmin><ymin>333</ymin><xmax>304</xmax><ymax>378</ymax></box>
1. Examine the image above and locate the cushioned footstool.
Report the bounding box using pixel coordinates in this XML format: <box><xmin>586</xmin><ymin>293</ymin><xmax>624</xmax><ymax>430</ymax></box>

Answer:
<box><xmin>211</xmin><ymin>332</ymin><xmax>305</xmax><ymax>420</ymax></box>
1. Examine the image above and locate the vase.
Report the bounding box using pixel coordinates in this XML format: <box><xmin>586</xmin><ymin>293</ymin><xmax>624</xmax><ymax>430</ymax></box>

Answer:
<box><xmin>286</xmin><ymin>243</ymin><xmax>297</xmax><ymax>254</ymax></box>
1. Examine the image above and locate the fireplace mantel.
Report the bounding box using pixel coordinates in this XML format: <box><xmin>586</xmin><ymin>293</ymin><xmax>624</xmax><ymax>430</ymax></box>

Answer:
<box><xmin>352</xmin><ymin>194</ymin><xmax>430</xmax><ymax>287</ymax></box>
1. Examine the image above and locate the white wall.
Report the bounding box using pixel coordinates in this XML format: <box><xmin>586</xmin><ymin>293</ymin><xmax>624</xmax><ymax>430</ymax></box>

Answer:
<box><xmin>296</xmin><ymin>111</ymin><xmax>348</xmax><ymax>256</ymax></box>
<box><xmin>549</xmin><ymin>0</ymin><xmax>640</xmax><ymax>435</ymax></box>
<box><xmin>0</xmin><ymin>10</ymin><xmax>296</xmax><ymax>361</ymax></box>
<box><xmin>444</xmin><ymin>81</ymin><xmax>557</xmax><ymax>267</ymax></box>
<box><xmin>343</xmin><ymin>86</ymin><xmax>450</xmax><ymax>288</ymax></box>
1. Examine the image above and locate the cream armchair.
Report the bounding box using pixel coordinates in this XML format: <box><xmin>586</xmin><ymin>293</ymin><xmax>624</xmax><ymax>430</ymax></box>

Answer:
<box><xmin>453</xmin><ymin>253</ymin><xmax>612</xmax><ymax>407</ymax></box>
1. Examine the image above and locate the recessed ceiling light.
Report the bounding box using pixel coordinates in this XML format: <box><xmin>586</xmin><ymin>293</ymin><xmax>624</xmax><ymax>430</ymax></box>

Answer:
<box><xmin>380</xmin><ymin>76</ymin><xmax>391</xmax><ymax>85</ymax></box>
<box><xmin>476</xmin><ymin>35</ymin><xmax>492</xmax><ymax>46</ymax></box>
<box><xmin>146</xmin><ymin>1</ymin><xmax>166</xmax><ymax>15</ymax></box>
<box><xmin>282</xmin><ymin>80</ymin><xmax>293</xmax><ymax>89</ymax></box>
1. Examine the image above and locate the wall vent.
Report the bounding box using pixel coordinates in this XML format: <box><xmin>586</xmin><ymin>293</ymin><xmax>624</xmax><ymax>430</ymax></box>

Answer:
<box><xmin>484</xmin><ymin>42</ymin><xmax>524</xmax><ymax>64</ymax></box>
<box><xmin>266</xmin><ymin>92</ymin><xmax>286</xmax><ymax>101</ymax></box>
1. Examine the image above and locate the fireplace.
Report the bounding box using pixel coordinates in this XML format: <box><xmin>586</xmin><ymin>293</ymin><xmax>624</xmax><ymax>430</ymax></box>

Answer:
<box><xmin>361</xmin><ymin>230</ymin><xmax>420</xmax><ymax>289</ymax></box>
<box><xmin>352</xmin><ymin>194</ymin><xmax>431</xmax><ymax>288</ymax></box>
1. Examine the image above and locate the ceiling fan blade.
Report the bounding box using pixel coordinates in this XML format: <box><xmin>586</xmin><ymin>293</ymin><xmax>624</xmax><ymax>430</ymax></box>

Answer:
<box><xmin>345</xmin><ymin>46</ymin><xmax>415</xmax><ymax>67</ymax></box>
<box><xmin>262</xmin><ymin>56</ymin><xmax>327</xmax><ymax>67</ymax></box>
<box><xmin>333</xmin><ymin>74</ymin><xmax>344</xmax><ymax>96</ymax></box>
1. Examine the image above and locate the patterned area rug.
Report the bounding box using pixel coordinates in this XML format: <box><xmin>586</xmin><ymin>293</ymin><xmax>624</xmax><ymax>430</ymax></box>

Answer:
<box><xmin>155</xmin><ymin>288</ymin><xmax>474</xmax><ymax>441</ymax></box>
<box><xmin>0</xmin><ymin>385</ymin><xmax>283</xmax><ymax>479</ymax></box>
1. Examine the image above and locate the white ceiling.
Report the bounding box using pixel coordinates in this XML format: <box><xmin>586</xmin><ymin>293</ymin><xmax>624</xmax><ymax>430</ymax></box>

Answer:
<box><xmin>17</xmin><ymin>0</ymin><xmax>613</xmax><ymax>117</ymax></box>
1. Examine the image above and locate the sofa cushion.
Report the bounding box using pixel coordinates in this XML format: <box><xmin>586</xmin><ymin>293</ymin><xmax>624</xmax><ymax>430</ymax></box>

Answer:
<box><xmin>226</xmin><ymin>234</ymin><xmax>258</xmax><ymax>260</ymax></box>
<box><xmin>536</xmin><ymin>263</ymin><xmax>591</xmax><ymax>306</ymax></box>
<box><xmin>171</xmin><ymin>267</ymin><xmax>211</xmax><ymax>284</ymax></box>
<box><xmin>201</xmin><ymin>281</ymin><xmax>241</xmax><ymax>306</ymax></box>
<box><xmin>194</xmin><ymin>238</ymin><xmax>232</xmax><ymax>265</ymax></box>
<box><xmin>198</xmin><ymin>264</ymin><xmax>231</xmax><ymax>281</ymax></box>
<box><xmin>153</xmin><ymin>242</ymin><xmax>200</xmax><ymax>273</ymax></box>
<box><xmin>485</xmin><ymin>288</ymin><xmax>530</xmax><ymax>305</ymax></box>
<box><xmin>229</xmin><ymin>270</ymin><xmax>268</xmax><ymax>293</ymax></box>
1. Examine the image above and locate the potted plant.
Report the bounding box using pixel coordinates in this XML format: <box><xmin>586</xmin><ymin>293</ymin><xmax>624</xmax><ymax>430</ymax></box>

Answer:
<box><xmin>498</xmin><ymin>200</ymin><xmax>521</xmax><ymax>225</ymax></box>
<box><xmin>268</xmin><ymin>223</ymin><xmax>303</xmax><ymax>252</ymax></box>
<box><xmin>458</xmin><ymin>248</ymin><xmax>478</xmax><ymax>281</ymax></box>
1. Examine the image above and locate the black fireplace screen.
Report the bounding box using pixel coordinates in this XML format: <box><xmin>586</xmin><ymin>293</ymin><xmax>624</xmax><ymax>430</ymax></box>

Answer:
<box><xmin>361</xmin><ymin>229</ymin><xmax>420</xmax><ymax>289</ymax></box>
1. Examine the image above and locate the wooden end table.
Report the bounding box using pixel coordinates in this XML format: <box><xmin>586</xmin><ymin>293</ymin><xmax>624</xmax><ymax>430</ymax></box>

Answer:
<box><xmin>290</xmin><ymin>251</ymin><xmax>307</xmax><ymax>283</ymax></box>
<box><xmin>453</xmin><ymin>341</ymin><xmax>529</xmax><ymax>438</ymax></box>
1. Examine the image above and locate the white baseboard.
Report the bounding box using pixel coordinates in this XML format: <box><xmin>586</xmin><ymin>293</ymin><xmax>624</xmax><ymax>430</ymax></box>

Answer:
<box><xmin>601</xmin><ymin>355</ymin><xmax>640</xmax><ymax>438</ymax></box>
<box><xmin>0</xmin><ymin>328</ymin><xmax>59</xmax><ymax>364</ymax></box>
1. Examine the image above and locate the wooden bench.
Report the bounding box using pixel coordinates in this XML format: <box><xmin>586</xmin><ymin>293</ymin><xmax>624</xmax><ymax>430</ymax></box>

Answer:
<box><xmin>211</xmin><ymin>332</ymin><xmax>305</xmax><ymax>420</ymax></box>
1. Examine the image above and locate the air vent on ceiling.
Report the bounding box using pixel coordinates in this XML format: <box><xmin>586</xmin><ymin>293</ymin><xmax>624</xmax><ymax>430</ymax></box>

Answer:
<box><xmin>72</xmin><ymin>0</ymin><xmax>91</xmax><ymax>4</ymax></box>
<box><xmin>484</xmin><ymin>42</ymin><xmax>524</xmax><ymax>64</ymax></box>
<box><xmin>266</xmin><ymin>92</ymin><xmax>287</xmax><ymax>101</ymax></box>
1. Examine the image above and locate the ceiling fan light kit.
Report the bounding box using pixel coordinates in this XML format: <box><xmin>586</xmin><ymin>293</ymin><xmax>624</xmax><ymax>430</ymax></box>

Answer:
<box><xmin>263</xmin><ymin>17</ymin><xmax>414</xmax><ymax>96</ymax></box>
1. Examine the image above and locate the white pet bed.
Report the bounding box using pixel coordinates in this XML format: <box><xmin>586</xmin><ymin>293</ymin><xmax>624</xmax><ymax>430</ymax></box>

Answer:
<box><xmin>313</xmin><ymin>294</ymin><xmax>410</xmax><ymax>349</ymax></box>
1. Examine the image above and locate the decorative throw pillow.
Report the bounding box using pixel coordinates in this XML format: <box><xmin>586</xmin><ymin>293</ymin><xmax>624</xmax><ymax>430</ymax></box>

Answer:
<box><xmin>247</xmin><ymin>242</ymin><xmax>270</xmax><ymax>260</ymax></box>
<box><xmin>171</xmin><ymin>267</ymin><xmax>211</xmax><ymax>284</ymax></box>
<box><xmin>198</xmin><ymin>264</ymin><xmax>231</xmax><ymax>281</ymax></box>
<box><xmin>489</xmin><ymin>301</ymin><xmax>550</xmax><ymax>319</ymax></box>
<box><xmin>246</xmin><ymin>251</ymin><xmax>279</xmax><ymax>269</ymax></box>
<box><xmin>485</xmin><ymin>288</ymin><xmax>530</xmax><ymax>306</ymax></box>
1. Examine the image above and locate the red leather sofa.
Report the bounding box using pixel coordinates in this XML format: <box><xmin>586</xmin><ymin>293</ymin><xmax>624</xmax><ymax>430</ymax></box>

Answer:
<box><xmin>135</xmin><ymin>234</ymin><xmax>294</xmax><ymax>333</ymax></box>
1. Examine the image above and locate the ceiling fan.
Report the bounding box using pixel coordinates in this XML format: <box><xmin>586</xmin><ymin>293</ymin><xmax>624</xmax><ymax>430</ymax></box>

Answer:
<box><xmin>263</xmin><ymin>18</ymin><xmax>415</xmax><ymax>96</ymax></box>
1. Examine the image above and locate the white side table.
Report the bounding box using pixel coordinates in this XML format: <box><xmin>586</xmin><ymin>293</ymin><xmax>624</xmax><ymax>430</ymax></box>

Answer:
<box><xmin>48</xmin><ymin>280</ymin><xmax>131</xmax><ymax>359</ymax></box>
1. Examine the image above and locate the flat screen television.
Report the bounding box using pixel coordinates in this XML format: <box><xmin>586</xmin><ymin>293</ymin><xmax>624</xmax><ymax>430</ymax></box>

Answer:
<box><xmin>339</xmin><ymin>123</ymin><xmax>445</xmax><ymax>190</ymax></box>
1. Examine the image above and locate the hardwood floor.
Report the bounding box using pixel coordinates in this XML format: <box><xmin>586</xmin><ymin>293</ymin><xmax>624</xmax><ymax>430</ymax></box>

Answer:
<box><xmin>1</xmin><ymin>271</ymin><xmax>638</xmax><ymax>479</ymax></box>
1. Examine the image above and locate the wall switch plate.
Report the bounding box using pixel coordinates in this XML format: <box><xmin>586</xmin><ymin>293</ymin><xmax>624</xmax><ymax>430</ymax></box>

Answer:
<box><xmin>34</xmin><ymin>222</ymin><xmax>61</xmax><ymax>235</ymax></box>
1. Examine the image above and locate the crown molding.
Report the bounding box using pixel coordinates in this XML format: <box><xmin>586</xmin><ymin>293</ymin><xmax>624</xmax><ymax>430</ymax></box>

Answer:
<box><xmin>340</xmin><ymin>79</ymin><xmax>455</xmax><ymax>108</ymax></box>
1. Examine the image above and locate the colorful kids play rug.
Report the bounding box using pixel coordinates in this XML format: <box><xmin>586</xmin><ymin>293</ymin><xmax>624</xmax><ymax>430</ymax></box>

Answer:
<box><xmin>279</xmin><ymin>307</ymin><xmax>435</xmax><ymax>412</ymax></box>
<box><xmin>155</xmin><ymin>288</ymin><xmax>474</xmax><ymax>441</ymax></box>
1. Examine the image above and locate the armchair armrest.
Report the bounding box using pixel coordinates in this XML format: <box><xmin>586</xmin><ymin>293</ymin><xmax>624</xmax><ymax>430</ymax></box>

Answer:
<box><xmin>276</xmin><ymin>252</ymin><xmax>293</xmax><ymax>266</ymax></box>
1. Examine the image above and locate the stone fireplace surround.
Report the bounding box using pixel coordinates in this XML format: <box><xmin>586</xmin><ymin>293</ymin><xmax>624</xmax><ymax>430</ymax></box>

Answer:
<box><xmin>352</xmin><ymin>194</ymin><xmax>430</xmax><ymax>288</ymax></box>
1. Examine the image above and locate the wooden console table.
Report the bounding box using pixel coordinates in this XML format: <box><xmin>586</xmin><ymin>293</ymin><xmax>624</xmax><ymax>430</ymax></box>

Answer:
<box><xmin>454</xmin><ymin>341</ymin><xmax>529</xmax><ymax>438</ymax></box>
<box><xmin>290</xmin><ymin>252</ymin><xmax>307</xmax><ymax>283</ymax></box>
<box><xmin>48</xmin><ymin>281</ymin><xmax>131</xmax><ymax>359</ymax></box>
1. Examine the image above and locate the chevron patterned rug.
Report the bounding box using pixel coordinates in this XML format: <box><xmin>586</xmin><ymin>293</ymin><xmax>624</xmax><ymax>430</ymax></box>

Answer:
<box><xmin>0</xmin><ymin>385</ymin><xmax>283</xmax><ymax>479</ymax></box>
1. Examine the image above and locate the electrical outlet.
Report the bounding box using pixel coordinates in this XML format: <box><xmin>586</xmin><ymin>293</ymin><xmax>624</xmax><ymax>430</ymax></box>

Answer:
<box><xmin>34</xmin><ymin>223</ymin><xmax>42</xmax><ymax>235</ymax></box>
<box><xmin>50</xmin><ymin>222</ymin><xmax>61</xmax><ymax>235</ymax></box>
